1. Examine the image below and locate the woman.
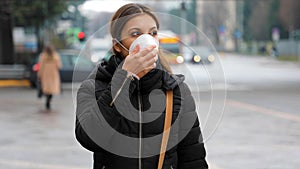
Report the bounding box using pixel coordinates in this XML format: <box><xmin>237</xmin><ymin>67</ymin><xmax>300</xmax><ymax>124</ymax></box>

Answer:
<box><xmin>75</xmin><ymin>3</ymin><xmax>208</xmax><ymax>169</ymax></box>
<box><xmin>38</xmin><ymin>45</ymin><xmax>62</xmax><ymax>109</ymax></box>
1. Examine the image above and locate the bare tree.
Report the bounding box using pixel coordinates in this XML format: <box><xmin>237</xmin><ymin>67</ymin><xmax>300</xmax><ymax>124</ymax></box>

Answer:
<box><xmin>247</xmin><ymin>0</ymin><xmax>270</xmax><ymax>40</ymax></box>
<box><xmin>202</xmin><ymin>1</ymin><xmax>229</xmax><ymax>45</ymax></box>
<box><xmin>279</xmin><ymin>0</ymin><xmax>300</xmax><ymax>35</ymax></box>
<box><xmin>0</xmin><ymin>0</ymin><xmax>14</xmax><ymax>64</ymax></box>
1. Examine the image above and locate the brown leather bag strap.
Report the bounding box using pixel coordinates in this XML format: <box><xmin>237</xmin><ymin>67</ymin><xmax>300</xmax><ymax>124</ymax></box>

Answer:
<box><xmin>157</xmin><ymin>90</ymin><xmax>173</xmax><ymax>169</ymax></box>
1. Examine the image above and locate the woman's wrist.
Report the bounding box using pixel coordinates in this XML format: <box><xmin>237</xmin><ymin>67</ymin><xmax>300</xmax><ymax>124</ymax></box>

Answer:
<box><xmin>126</xmin><ymin>70</ymin><xmax>140</xmax><ymax>80</ymax></box>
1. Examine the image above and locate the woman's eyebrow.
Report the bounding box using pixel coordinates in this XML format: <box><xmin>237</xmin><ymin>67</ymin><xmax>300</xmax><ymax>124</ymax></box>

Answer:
<box><xmin>128</xmin><ymin>27</ymin><xmax>140</xmax><ymax>32</ymax></box>
<box><xmin>127</xmin><ymin>26</ymin><xmax>157</xmax><ymax>32</ymax></box>
<box><xmin>149</xmin><ymin>26</ymin><xmax>157</xmax><ymax>31</ymax></box>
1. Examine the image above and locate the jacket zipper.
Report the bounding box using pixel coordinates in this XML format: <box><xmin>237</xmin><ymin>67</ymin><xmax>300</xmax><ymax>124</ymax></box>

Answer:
<box><xmin>138</xmin><ymin>82</ymin><xmax>142</xmax><ymax>169</ymax></box>
<box><xmin>110</xmin><ymin>75</ymin><xmax>142</xmax><ymax>168</ymax></box>
<box><xmin>110</xmin><ymin>76</ymin><xmax>130</xmax><ymax>106</ymax></box>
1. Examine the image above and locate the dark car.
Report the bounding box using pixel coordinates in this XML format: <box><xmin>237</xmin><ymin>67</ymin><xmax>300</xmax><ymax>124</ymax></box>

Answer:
<box><xmin>182</xmin><ymin>45</ymin><xmax>216</xmax><ymax>64</ymax></box>
<box><xmin>29</xmin><ymin>49</ymin><xmax>95</xmax><ymax>87</ymax></box>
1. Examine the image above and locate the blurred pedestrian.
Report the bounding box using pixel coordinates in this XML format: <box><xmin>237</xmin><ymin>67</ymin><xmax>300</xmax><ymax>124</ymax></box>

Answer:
<box><xmin>38</xmin><ymin>45</ymin><xmax>62</xmax><ymax>109</ymax></box>
<box><xmin>75</xmin><ymin>3</ymin><xmax>208</xmax><ymax>169</ymax></box>
<box><xmin>271</xmin><ymin>45</ymin><xmax>278</xmax><ymax>58</ymax></box>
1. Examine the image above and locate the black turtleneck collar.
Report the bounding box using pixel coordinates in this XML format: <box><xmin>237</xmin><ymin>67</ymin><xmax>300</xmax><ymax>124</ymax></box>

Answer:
<box><xmin>95</xmin><ymin>54</ymin><xmax>123</xmax><ymax>82</ymax></box>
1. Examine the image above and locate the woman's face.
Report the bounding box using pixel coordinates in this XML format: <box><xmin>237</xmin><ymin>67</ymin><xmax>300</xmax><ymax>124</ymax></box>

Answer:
<box><xmin>115</xmin><ymin>14</ymin><xmax>158</xmax><ymax>57</ymax></box>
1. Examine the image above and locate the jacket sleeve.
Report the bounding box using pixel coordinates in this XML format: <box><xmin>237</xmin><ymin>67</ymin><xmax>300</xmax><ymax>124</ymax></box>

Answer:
<box><xmin>75</xmin><ymin>68</ymin><xmax>137</xmax><ymax>152</ymax></box>
<box><xmin>177</xmin><ymin>83</ymin><xmax>208</xmax><ymax>169</ymax></box>
<box><xmin>75</xmin><ymin>77</ymin><xmax>106</xmax><ymax>168</ymax></box>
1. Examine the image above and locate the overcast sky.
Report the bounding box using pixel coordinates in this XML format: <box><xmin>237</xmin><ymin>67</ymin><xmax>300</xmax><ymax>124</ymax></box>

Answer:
<box><xmin>79</xmin><ymin>0</ymin><xmax>180</xmax><ymax>18</ymax></box>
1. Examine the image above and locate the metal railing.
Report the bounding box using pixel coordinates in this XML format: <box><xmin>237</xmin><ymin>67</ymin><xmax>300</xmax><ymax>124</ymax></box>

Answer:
<box><xmin>0</xmin><ymin>64</ymin><xmax>28</xmax><ymax>79</ymax></box>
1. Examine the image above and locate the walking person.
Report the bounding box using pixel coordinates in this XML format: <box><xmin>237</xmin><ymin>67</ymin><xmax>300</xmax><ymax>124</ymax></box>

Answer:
<box><xmin>75</xmin><ymin>3</ymin><xmax>208</xmax><ymax>169</ymax></box>
<box><xmin>38</xmin><ymin>45</ymin><xmax>62</xmax><ymax>109</ymax></box>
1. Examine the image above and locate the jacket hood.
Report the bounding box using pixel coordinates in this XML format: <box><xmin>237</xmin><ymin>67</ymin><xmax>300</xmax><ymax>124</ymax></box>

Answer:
<box><xmin>163</xmin><ymin>72</ymin><xmax>185</xmax><ymax>90</ymax></box>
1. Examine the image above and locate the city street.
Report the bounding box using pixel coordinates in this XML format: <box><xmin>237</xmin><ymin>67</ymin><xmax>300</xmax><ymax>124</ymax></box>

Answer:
<box><xmin>1</xmin><ymin>53</ymin><xmax>300</xmax><ymax>169</ymax></box>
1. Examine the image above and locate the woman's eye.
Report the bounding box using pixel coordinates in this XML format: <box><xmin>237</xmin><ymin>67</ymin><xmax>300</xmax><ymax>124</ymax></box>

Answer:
<box><xmin>131</xmin><ymin>32</ymin><xmax>140</xmax><ymax>37</ymax></box>
<box><xmin>149</xmin><ymin>31</ymin><xmax>158</xmax><ymax>36</ymax></box>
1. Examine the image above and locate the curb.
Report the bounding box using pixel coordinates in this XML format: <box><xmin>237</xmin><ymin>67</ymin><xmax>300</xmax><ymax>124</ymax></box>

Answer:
<box><xmin>0</xmin><ymin>79</ymin><xmax>30</xmax><ymax>87</ymax></box>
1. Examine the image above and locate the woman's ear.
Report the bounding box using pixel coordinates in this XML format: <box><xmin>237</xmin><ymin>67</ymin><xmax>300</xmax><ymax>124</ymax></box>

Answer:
<box><xmin>113</xmin><ymin>40</ymin><xmax>121</xmax><ymax>53</ymax></box>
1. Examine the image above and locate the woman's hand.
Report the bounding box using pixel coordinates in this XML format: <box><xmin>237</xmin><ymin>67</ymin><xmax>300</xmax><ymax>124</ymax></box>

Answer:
<box><xmin>122</xmin><ymin>44</ymin><xmax>158</xmax><ymax>79</ymax></box>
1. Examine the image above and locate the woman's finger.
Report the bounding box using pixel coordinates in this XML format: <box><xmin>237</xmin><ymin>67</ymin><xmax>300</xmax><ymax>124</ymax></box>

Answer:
<box><xmin>142</xmin><ymin>48</ymin><xmax>158</xmax><ymax>62</ymax></box>
<box><xmin>131</xmin><ymin>44</ymin><xmax>140</xmax><ymax>54</ymax></box>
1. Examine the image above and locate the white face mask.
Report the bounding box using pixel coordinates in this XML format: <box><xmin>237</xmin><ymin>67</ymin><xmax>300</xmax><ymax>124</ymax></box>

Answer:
<box><xmin>129</xmin><ymin>34</ymin><xmax>159</xmax><ymax>54</ymax></box>
<box><xmin>114</xmin><ymin>34</ymin><xmax>159</xmax><ymax>62</ymax></box>
<box><xmin>114</xmin><ymin>34</ymin><xmax>159</xmax><ymax>52</ymax></box>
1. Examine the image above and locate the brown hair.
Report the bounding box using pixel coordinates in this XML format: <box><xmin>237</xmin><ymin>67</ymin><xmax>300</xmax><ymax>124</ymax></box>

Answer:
<box><xmin>43</xmin><ymin>45</ymin><xmax>55</xmax><ymax>58</ymax></box>
<box><xmin>110</xmin><ymin>3</ymin><xmax>159</xmax><ymax>41</ymax></box>
<box><xmin>109</xmin><ymin>3</ymin><xmax>172</xmax><ymax>73</ymax></box>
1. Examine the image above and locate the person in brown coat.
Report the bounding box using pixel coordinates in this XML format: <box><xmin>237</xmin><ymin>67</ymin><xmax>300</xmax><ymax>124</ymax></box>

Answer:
<box><xmin>38</xmin><ymin>45</ymin><xmax>62</xmax><ymax>109</ymax></box>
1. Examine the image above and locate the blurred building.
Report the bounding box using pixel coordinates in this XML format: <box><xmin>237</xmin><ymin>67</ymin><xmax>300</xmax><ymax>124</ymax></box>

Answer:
<box><xmin>197</xmin><ymin>0</ymin><xmax>239</xmax><ymax>51</ymax></box>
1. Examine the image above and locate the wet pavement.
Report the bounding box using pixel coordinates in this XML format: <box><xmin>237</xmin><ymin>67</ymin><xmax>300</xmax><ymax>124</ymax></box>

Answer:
<box><xmin>0</xmin><ymin>88</ymin><xmax>91</xmax><ymax>169</ymax></box>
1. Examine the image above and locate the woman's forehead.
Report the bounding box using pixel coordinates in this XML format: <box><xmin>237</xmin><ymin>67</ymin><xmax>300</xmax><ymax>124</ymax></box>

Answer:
<box><xmin>123</xmin><ymin>14</ymin><xmax>157</xmax><ymax>31</ymax></box>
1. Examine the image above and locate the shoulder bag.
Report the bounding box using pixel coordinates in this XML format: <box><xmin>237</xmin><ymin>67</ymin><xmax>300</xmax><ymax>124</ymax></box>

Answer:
<box><xmin>157</xmin><ymin>90</ymin><xmax>173</xmax><ymax>169</ymax></box>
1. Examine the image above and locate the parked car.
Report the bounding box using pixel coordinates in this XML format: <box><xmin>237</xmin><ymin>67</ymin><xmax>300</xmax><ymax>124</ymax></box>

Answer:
<box><xmin>28</xmin><ymin>49</ymin><xmax>95</xmax><ymax>88</ymax></box>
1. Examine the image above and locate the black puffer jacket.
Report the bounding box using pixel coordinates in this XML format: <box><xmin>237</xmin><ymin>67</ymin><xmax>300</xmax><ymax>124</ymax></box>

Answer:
<box><xmin>75</xmin><ymin>55</ymin><xmax>208</xmax><ymax>169</ymax></box>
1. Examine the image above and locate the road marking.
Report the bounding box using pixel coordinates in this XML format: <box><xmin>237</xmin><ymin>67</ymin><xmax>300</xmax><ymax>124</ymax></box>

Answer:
<box><xmin>227</xmin><ymin>99</ymin><xmax>300</xmax><ymax>122</ymax></box>
<box><xmin>190</xmin><ymin>84</ymin><xmax>251</xmax><ymax>92</ymax></box>
<box><xmin>0</xmin><ymin>159</ymin><xmax>87</xmax><ymax>169</ymax></box>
